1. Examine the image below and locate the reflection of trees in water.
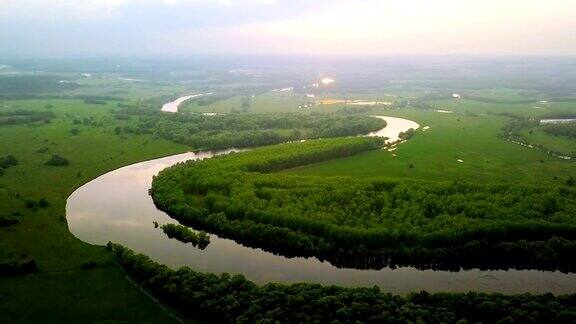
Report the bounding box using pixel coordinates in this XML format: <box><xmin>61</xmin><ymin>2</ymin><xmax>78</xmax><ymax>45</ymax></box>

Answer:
<box><xmin>159</xmin><ymin>223</ymin><xmax>211</xmax><ymax>250</ymax></box>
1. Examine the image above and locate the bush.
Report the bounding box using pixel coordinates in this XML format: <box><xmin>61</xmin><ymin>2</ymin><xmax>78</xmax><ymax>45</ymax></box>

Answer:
<box><xmin>45</xmin><ymin>155</ymin><xmax>69</xmax><ymax>166</ymax></box>
<box><xmin>567</xmin><ymin>176</ymin><xmax>576</xmax><ymax>186</ymax></box>
<box><xmin>81</xmin><ymin>261</ymin><xmax>98</xmax><ymax>269</ymax></box>
<box><xmin>0</xmin><ymin>259</ymin><xmax>38</xmax><ymax>275</ymax></box>
<box><xmin>24</xmin><ymin>199</ymin><xmax>37</xmax><ymax>209</ymax></box>
<box><xmin>38</xmin><ymin>198</ymin><xmax>50</xmax><ymax>207</ymax></box>
<box><xmin>0</xmin><ymin>155</ymin><xmax>17</xmax><ymax>168</ymax></box>
<box><xmin>0</xmin><ymin>214</ymin><xmax>21</xmax><ymax>226</ymax></box>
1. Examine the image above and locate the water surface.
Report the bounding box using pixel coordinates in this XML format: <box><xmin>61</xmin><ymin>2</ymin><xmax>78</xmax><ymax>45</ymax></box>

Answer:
<box><xmin>161</xmin><ymin>93</ymin><xmax>210</xmax><ymax>112</ymax></box>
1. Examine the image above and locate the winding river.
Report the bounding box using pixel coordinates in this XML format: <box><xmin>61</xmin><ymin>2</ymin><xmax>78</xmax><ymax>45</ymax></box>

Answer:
<box><xmin>66</xmin><ymin>114</ymin><xmax>576</xmax><ymax>295</ymax></box>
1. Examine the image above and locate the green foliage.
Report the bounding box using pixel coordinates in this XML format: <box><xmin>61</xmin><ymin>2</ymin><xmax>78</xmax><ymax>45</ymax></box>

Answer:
<box><xmin>45</xmin><ymin>154</ymin><xmax>70</xmax><ymax>166</ymax></box>
<box><xmin>114</xmin><ymin>106</ymin><xmax>386</xmax><ymax>149</ymax></box>
<box><xmin>152</xmin><ymin>136</ymin><xmax>576</xmax><ymax>270</ymax></box>
<box><xmin>37</xmin><ymin>198</ymin><xmax>50</xmax><ymax>207</ymax></box>
<box><xmin>0</xmin><ymin>76</ymin><xmax>78</xmax><ymax>95</ymax></box>
<box><xmin>0</xmin><ymin>259</ymin><xmax>37</xmax><ymax>276</ymax></box>
<box><xmin>543</xmin><ymin>123</ymin><xmax>576</xmax><ymax>139</ymax></box>
<box><xmin>84</xmin><ymin>99</ymin><xmax>107</xmax><ymax>105</ymax></box>
<box><xmin>0</xmin><ymin>155</ymin><xmax>17</xmax><ymax>169</ymax></box>
<box><xmin>0</xmin><ymin>213</ymin><xmax>21</xmax><ymax>226</ymax></box>
<box><xmin>80</xmin><ymin>261</ymin><xmax>98</xmax><ymax>269</ymax></box>
<box><xmin>0</xmin><ymin>110</ymin><xmax>55</xmax><ymax>126</ymax></box>
<box><xmin>108</xmin><ymin>242</ymin><xmax>576</xmax><ymax>324</ymax></box>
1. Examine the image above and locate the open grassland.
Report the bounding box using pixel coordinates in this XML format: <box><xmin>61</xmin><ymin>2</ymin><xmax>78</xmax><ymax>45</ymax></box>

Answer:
<box><xmin>0</xmin><ymin>99</ymin><xmax>186</xmax><ymax>323</ymax></box>
<box><xmin>286</xmin><ymin>107</ymin><xmax>576</xmax><ymax>185</ymax></box>
<box><xmin>182</xmin><ymin>91</ymin><xmax>394</xmax><ymax>114</ymax></box>
<box><xmin>183</xmin><ymin>92</ymin><xmax>306</xmax><ymax>114</ymax></box>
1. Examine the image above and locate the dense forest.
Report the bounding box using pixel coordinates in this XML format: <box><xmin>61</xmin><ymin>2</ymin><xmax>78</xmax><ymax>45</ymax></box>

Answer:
<box><xmin>114</xmin><ymin>105</ymin><xmax>386</xmax><ymax>149</ymax></box>
<box><xmin>108</xmin><ymin>242</ymin><xmax>576</xmax><ymax>323</ymax></box>
<box><xmin>151</xmin><ymin>137</ymin><xmax>576</xmax><ymax>270</ymax></box>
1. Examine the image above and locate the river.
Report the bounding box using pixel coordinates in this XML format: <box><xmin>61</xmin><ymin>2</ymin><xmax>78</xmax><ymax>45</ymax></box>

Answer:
<box><xmin>161</xmin><ymin>93</ymin><xmax>211</xmax><ymax>112</ymax></box>
<box><xmin>66</xmin><ymin>116</ymin><xmax>576</xmax><ymax>295</ymax></box>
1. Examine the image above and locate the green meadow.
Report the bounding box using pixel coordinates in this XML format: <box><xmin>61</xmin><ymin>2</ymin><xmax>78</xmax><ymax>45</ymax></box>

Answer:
<box><xmin>286</xmin><ymin>104</ymin><xmax>576</xmax><ymax>185</ymax></box>
<box><xmin>0</xmin><ymin>99</ymin><xmax>186</xmax><ymax>323</ymax></box>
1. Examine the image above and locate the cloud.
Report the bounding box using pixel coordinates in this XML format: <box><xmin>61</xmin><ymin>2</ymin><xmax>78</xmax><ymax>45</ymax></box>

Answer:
<box><xmin>156</xmin><ymin>0</ymin><xmax>576</xmax><ymax>55</ymax></box>
<box><xmin>0</xmin><ymin>0</ymin><xmax>278</xmax><ymax>20</ymax></box>
<box><xmin>0</xmin><ymin>0</ymin><xmax>575</xmax><ymax>56</ymax></box>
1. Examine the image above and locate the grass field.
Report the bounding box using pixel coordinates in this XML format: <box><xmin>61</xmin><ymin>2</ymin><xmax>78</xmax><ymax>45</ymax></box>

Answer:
<box><xmin>285</xmin><ymin>107</ymin><xmax>576</xmax><ymax>185</ymax></box>
<box><xmin>521</xmin><ymin>126</ymin><xmax>576</xmax><ymax>155</ymax></box>
<box><xmin>182</xmin><ymin>91</ymin><xmax>394</xmax><ymax>114</ymax></box>
<box><xmin>0</xmin><ymin>99</ymin><xmax>187</xmax><ymax>323</ymax></box>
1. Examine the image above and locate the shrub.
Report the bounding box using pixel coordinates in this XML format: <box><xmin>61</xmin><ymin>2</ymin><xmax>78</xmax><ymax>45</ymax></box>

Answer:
<box><xmin>81</xmin><ymin>261</ymin><xmax>98</xmax><ymax>269</ymax></box>
<box><xmin>0</xmin><ymin>214</ymin><xmax>20</xmax><ymax>226</ymax></box>
<box><xmin>0</xmin><ymin>155</ymin><xmax>17</xmax><ymax>168</ymax></box>
<box><xmin>24</xmin><ymin>199</ymin><xmax>37</xmax><ymax>209</ymax></box>
<box><xmin>45</xmin><ymin>155</ymin><xmax>70</xmax><ymax>166</ymax></box>
<box><xmin>0</xmin><ymin>259</ymin><xmax>38</xmax><ymax>275</ymax></box>
<box><xmin>38</xmin><ymin>198</ymin><xmax>50</xmax><ymax>207</ymax></box>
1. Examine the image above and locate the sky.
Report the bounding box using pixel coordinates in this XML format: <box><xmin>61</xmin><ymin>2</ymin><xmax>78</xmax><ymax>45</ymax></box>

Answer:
<box><xmin>1</xmin><ymin>0</ymin><xmax>575</xmax><ymax>57</ymax></box>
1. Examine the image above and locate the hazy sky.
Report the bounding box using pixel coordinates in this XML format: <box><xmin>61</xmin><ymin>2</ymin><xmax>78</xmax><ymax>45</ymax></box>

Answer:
<box><xmin>1</xmin><ymin>0</ymin><xmax>575</xmax><ymax>57</ymax></box>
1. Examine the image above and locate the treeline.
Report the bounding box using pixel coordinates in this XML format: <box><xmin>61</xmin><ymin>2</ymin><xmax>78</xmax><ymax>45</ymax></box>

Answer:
<box><xmin>108</xmin><ymin>242</ymin><xmax>576</xmax><ymax>323</ymax></box>
<box><xmin>0</xmin><ymin>75</ymin><xmax>79</xmax><ymax>94</ymax></box>
<box><xmin>112</xmin><ymin>105</ymin><xmax>386</xmax><ymax>149</ymax></box>
<box><xmin>161</xmin><ymin>223</ymin><xmax>210</xmax><ymax>249</ymax></box>
<box><xmin>151</xmin><ymin>137</ymin><xmax>576</xmax><ymax>271</ymax></box>
<box><xmin>0</xmin><ymin>110</ymin><xmax>55</xmax><ymax>126</ymax></box>
<box><xmin>543</xmin><ymin>123</ymin><xmax>576</xmax><ymax>139</ymax></box>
